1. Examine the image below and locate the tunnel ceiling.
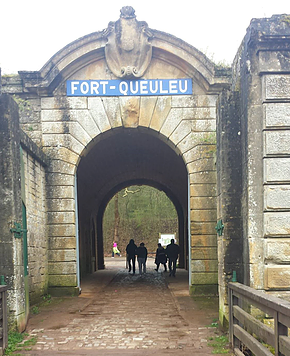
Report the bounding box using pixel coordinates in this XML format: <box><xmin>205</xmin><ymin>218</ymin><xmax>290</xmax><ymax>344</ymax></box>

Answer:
<box><xmin>77</xmin><ymin>127</ymin><xmax>188</xmax><ymax>216</ymax></box>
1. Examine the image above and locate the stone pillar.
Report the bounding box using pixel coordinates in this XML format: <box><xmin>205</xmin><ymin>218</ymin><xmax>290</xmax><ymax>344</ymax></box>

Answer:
<box><xmin>216</xmin><ymin>90</ymin><xmax>243</xmax><ymax>325</ymax></box>
<box><xmin>0</xmin><ymin>94</ymin><xmax>26</xmax><ymax>331</ymax></box>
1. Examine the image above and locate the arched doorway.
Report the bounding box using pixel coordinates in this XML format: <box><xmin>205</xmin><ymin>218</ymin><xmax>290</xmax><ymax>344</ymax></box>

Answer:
<box><xmin>76</xmin><ymin>127</ymin><xmax>188</xmax><ymax>279</ymax></box>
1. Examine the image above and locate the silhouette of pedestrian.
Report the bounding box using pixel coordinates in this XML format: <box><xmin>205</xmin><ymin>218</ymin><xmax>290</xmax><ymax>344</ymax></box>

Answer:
<box><xmin>155</xmin><ymin>243</ymin><xmax>167</xmax><ymax>272</ymax></box>
<box><xmin>166</xmin><ymin>239</ymin><xmax>180</xmax><ymax>277</ymax></box>
<box><xmin>112</xmin><ymin>242</ymin><xmax>121</xmax><ymax>257</ymax></box>
<box><xmin>136</xmin><ymin>242</ymin><xmax>147</xmax><ymax>275</ymax></box>
<box><xmin>126</xmin><ymin>239</ymin><xmax>137</xmax><ymax>274</ymax></box>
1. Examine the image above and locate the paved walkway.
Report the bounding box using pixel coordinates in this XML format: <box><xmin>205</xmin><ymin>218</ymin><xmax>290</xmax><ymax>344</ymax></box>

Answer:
<box><xmin>21</xmin><ymin>257</ymin><xmax>224</xmax><ymax>355</ymax></box>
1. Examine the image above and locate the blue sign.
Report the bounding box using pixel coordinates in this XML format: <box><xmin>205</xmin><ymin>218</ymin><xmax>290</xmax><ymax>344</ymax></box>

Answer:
<box><xmin>66</xmin><ymin>78</ymin><xmax>192</xmax><ymax>97</ymax></box>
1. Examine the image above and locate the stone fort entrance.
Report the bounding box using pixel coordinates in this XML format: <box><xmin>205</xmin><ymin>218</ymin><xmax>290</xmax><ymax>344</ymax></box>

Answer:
<box><xmin>1</xmin><ymin>7</ymin><xmax>290</xmax><ymax>331</ymax></box>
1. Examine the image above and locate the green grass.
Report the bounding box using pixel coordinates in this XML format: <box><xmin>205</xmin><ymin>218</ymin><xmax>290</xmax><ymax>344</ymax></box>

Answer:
<box><xmin>5</xmin><ymin>332</ymin><xmax>37</xmax><ymax>355</ymax></box>
<box><xmin>208</xmin><ymin>335</ymin><xmax>230</xmax><ymax>354</ymax></box>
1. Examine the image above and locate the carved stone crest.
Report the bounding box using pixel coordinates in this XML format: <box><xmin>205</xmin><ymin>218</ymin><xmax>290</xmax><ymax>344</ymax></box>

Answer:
<box><xmin>103</xmin><ymin>6</ymin><xmax>153</xmax><ymax>79</ymax></box>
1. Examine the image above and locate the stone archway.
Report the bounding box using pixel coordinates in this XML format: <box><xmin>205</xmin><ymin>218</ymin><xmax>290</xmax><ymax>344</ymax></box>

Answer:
<box><xmin>2</xmin><ymin>6</ymin><xmax>230</xmax><ymax>299</ymax></box>
<box><xmin>76</xmin><ymin>127</ymin><xmax>188</xmax><ymax>277</ymax></box>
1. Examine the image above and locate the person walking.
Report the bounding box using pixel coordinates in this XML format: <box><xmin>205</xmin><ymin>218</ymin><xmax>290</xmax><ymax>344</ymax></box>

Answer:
<box><xmin>126</xmin><ymin>239</ymin><xmax>137</xmax><ymax>274</ymax></box>
<box><xmin>112</xmin><ymin>242</ymin><xmax>121</xmax><ymax>257</ymax></box>
<box><xmin>165</xmin><ymin>239</ymin><xmax>180</xmax><ymax>277</ymax></box>
<box><xmin>154</xmin><ymin>243</ymin><xmax>167</xmax><ymax>272</ymax></box>
<box><xmin>136</xmin><ymin>242</ymin><xmax>147</xmax><ymax>275</ymax></box>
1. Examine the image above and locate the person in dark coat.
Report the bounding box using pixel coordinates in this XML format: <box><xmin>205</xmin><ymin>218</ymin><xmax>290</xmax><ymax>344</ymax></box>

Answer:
<box><xmin>136</xmin><ymin>242</ymin><xmax>147</xmax><ymax>274</ymax></box>
<box><xmin>126</xmin><ymin>239</ymin><xmax>137</xmax><ymax>274</ymax></box>
<box><xmin>155</xmin><ymin>243</ymin><xmax>167</xmax><ymax>272</ymax></box>
<box><xmin>165</xmin><ymin>239</ymin><xmax>180</xmax><ymax>277</ymax></box>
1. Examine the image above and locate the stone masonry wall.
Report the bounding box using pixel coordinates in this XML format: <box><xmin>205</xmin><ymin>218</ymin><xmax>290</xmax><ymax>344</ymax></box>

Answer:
<box><xmin>21</xmin><ymin>132</ymin><xmax>48</xmax><ymax>304</ymax></box>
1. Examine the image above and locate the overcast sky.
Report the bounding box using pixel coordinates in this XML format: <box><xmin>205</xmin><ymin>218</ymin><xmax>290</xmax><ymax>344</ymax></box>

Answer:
<box><xmin>1</xmin><ymin>0</ymin><xmax>290</xmax><ymax>74</ymax></box>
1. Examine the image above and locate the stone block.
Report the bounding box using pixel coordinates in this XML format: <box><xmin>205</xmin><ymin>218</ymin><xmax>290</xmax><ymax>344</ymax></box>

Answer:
<box><xmin>49</xmin><ymin>236</ymin><xmax>76</xmax><ymax>249</ymax></box>
<box><xmin>48</xmin><ymin>224</ymin><xmax>76</xmax><ymax>238</ymax></box>
<box><xmin>191</xmin><ymin>272</ymin><xmax>218</xmax><ymax>285</ymax></box>
<box><xmin>190</xmin><ymin>196</ymin><xmax>216</xmax><ymax>210</ymax></box>
<box><xmin>191</xmin><ymin>247</ymin><xmax>217</xmax><ymax>260</ymax></box>
<box><xmin>48</xmin><ymin>159</ymin><xmax>76</xmax><ymax>175</ymax></box>
<box><xmin>47</xmin><ymin>198</ymin><xmax>75</xmax><ymax>212</ymax></box>
<box><xmin>160</xmin><ymin>108</ymin><xmax>184</xmax><ymax>137</ymax></box>
<box><xmin>48</xmin><ymin>262</ymin><xmax>76</xmax><ymax>274</ymax></box>
<box><xmin>102</xmin><ymin>97</ymin><xmax>122</xmax><ymax>128</ymax></box>
<box><xmin>42</xmin><ymin>134</ymin><xmax>84</xmax><ymax>156</ymax></box>
<box><xmin>189</xmin><ymin>171</ymin><xmax>216</xmax><ymax>184</ymax></box>
<box><xmin>190</xmin><ymin>209</ymin><xmax>216</xmax><ymax>222</ymax></box>
<box><xmin>150</xmin><ymin>96</ymin><xmax>171</xmax><ymax>131</ymax></box>
<box><xmin>48</xmin><ymin>274</ymin><xmax>77</xmax><ymax>287</ymax></box>
<box><xmin>264</xmin><ymin>75</ymin><xmax>290</xmax><ymax>100</ymax></box>
<box><xmin>259</xmin><ymin>51</ymin><xmax>290</xmax><ymax>73</ymax></box>
<box><xmin>191</xmin><ymin>221</ymin><xmax>216</xmax><ymax>235</ymax></box>
<box><xmin>191</xmin><ymin>234</ymin><xmax>217</xmax><ymax>247</ymax></box>
<box><xmin>187</xmin><ymin>157</ymin><xmax>215</xmax><ymax>174</ymax></box>
<box><xmin>264</xmin><ymin>158</ymin><xmax>290</xmax><ymax>182</ymax></box>
<box><xmin>120</xmin><ymin>96</ymin><xmax>140</xmax><ymax>128</ymax></box>
<box><xmin>265</xmin><ymin>266</ymin><xmax>290</xmax><ymax>289</ymax></box>
<box><xmin>191</xmin><ymin>259</ymin><xmax>218</xmax><ymax>272</ymax></box>
<box><xmin>264</xmin><ymin>212</ymin><xmax>290</xmax><ymax>236</ymax></box>
<box><xmin>46</xmin><ymin>172</ymin><xmax>74</xmax><ymax>186</ymax></box>
<box><xmin>47</xmin><ymin>211</ymin><xmax>75</xmax><ymax>225</ymax></box>
<box><xmin>48</xmin><ymin>249</ymin><xmax>76</xmax><ymax>262</ymax></box>
<box><xmin>265</xmin><ymin>103</ymin><xmax>290</xmax><ymax>128</ymax></box>
<box><xmin>183</xmin><ymin>145</ymin><xmax>216</xmax><ymax>163</ymax></box>
<box><xmin>177</xmin><ymin>132</ymin><xmax>208</xmax><ymax>153</ymax></box>
<box><xmin>88</xmin><ymin>97</ymin><xmax>112</xmax><ymax>132</ymax></box>
<box><xmin>139</xmin><ymin>96</ymin><xmax>157</xmax><ymax>127</ymax></box>
<box><xmin>264</xmin><ymin>185</ymin><xmax>290</xmax><ymax>210</ymax></box>
<box><xmin>46</xmin><ymin>185</ymin><xmax>74</xmax><ymax>199</ymax></box>
<box><xmin>190</xmin><ymin>183</ymin><xmax>216</xmax><ymax>197</ymax></box>
<box><xmin>264</xmin><ymin>131</ymin><xmax>290</xmax><ymax>155</ymax></box>
<box><xmin>266</xmin><ymin>239</ymin><xmax>290</xmax><ymax>263</ymax></box>
<box><xmin>169</xmin><ymin>120</ymin><xmax>192</xmax><ymax>146</ymax></box>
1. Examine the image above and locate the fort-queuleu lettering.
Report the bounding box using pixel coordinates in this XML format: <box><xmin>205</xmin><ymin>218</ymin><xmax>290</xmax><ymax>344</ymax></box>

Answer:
<box><xmin>66</xmin><ymin>78</ymin><xmax>192</xmax><ymax>96</ymax></box>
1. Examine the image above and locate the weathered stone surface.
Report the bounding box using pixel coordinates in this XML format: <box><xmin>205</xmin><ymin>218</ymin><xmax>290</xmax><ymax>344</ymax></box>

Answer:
<box><xmin>41</xmin><ymin>97</ymin><xmax>88</xmax><ymax>110</ymax></box>
<box><xmin>139</xmin><ymin>96</ymin><xmax>157</xmax><ymax>127</ymax></box>
<box><xmin>191</xmin><ymin>222</ymin><xmax>216</xmax><ymax>235</ymax></box>
<box><xmin>265</xmin><ymin>266</ymin><xmax>290</xmax><ymax>289</ymax></box>
<box><xmin>88</xmin><ymin>97</ymin><xmax>112</xmax><ymax>132</ymax></box>
<box><xmin>47</xmin><ymin>198</ymin><xmax>75</xmax><ymax>212</ymax></box>
<box><xmin>150</xmin><ymin>96</ymin><xmax>171</xmax><ymax>131</ymax></box>
<box><xmin>48</xmin><ymin>249</ymin><xmax>76</xmax><ymax>262</ymax></box>
<box><xmin>191</xmin><ymin>272</ymin><xmax>218</xmax><ymax>284</ymax></box>
<box><xmin>264</xmin><ymin>212</ymin><xmax>290</xmax><ymax>236</ymax></box>
<box><xmin>259</xmin><ymin>51</ymin><xmax>290</xmax><ymax>73</ymax></box>
<box><xmin>265</xmin><ymin>103</ymin><xmax>290</xmax><ymax>127</ymax></box>
<box><xmin>264</xmin><ymin>185</ymin><xmax>290</xmax><ymax>210</ymax></box>
<box><xmin>190</xmin><ymin>196</ymin><xmax>216</xmax><ymax>210</ymax></box>
<box><xmin>190</xmin><ymin>183</ymin><xmax>216</xmax><ymax>197</ymax></box>
<box><xmin>266</xmin><ymin>239</ymin><xmax>290</xmax><ymax>263</ymax></box>
<box><xmin>102</xmin><ymin>97</ymin><xmax>122</xmax><ymax>128</ymax></box>
<box><xmin>48</xmin><ymin>226</ymin><xmax>76</xmax><ymax>238</ymax></box>
<box><xmin>48</xmin><ymin>262</ymin><xmax>76</xmax><ymax>274</ymax></box>
<box><xmin>47</xmin><ymin>211</ymin><xmax>76</xmax><ymax>225</ymax></box>
<box><xmin>191</xmin><ymin>247</ymin><xmax>217</xmax><ymax>260</ymax></box>
<box><xmin>264</xmin><ymin>75</ymin><xmax>290</xmax><ymax>100</ymax></box>
<box><xmin>191</xmin><ymin>259</ymin><xmax>218</xmax><ymax>272</ymax></box>
<box><xmin>120</xmin><ymin>96</ymin><xmax>140</xmax><ymax>127</ymax></box>
<box><xmin>191</xmin><ymin>234</ymin><xmax>217</xmax><ymax>247</ymax></box>
<box><xmin>187</xmin><ymin>157</ymin><xmax>215</xmax><ymax>173</ymax></box>
<box><xmin>264</xmin><ymin>158</ymin><xmax>290</xmax><ymax>182</ymax></box>
<box><xmin>190</xmin><ymin>209</ymin><xmax>216</xmax><ymax>222</ymax></box>
<box><xmin>42</xmin><ymin>134</ymin><xmax>85</xmax><ymax>156</ymax></box>
<box><xmin>49</xmin><ymin>237</ymin><xmax>76</xmax><ymax>249</ymax></box>
<box><xmin>264</xmin><ymin>131</ymin><xmax>290</xmax><ymax>155</ymax></box>
<box><xmin>48</xmin><ymin>275</ymin><xmax>77</xmax><ymax>287</ymax></box>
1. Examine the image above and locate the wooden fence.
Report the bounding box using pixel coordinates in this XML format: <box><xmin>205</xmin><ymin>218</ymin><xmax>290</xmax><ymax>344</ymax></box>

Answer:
<box><xmin>229</xmin><ymin>282</ymin><xmax>290</xmax><ymax>356</ymax></box>
<box><xmin>0</xmin><ymin>285</ymin><xmax>8</xmax><ymax>356</ymax></box>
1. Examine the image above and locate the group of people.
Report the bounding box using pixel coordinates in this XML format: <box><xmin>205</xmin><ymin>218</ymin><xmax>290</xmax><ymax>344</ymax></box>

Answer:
<box><xmin>125</xmin><ymin>238</ymin><xmax>180</xmax><ymax>277</ymax></box>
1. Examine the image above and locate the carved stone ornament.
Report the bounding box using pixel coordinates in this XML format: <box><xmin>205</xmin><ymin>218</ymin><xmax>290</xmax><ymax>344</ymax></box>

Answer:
<box><xmin>103</xmin><ymin>6</ymin><xmax>153</xmax><ymax>79</ymax></box>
